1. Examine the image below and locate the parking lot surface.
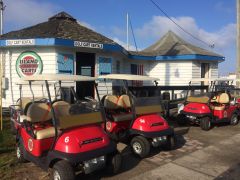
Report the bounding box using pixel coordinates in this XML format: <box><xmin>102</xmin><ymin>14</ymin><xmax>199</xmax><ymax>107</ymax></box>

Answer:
<box><xmin>4</xmin><ymin>120</ymin><xmax>240</xmax><ymax>180</ymax></box>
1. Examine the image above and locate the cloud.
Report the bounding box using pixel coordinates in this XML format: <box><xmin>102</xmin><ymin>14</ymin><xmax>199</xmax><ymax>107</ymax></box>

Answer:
<box><xmin>110</xmin><ymin>15</ymin><xmax>236</xmax><ymax>75</ymax></box>
<box><xmin>3</xmin><ymin>0</ymin><xmax>62</xmax><ymax>32</ymax></box>
<box><xmin>112</xmin><ymin>37</ymin><xmax>137</xmax><ymax>51</ymax></box>
<box><xmin>135</xmin><ymin>15</ymin><xmax>236</xmax><ymax>52</ymax></box>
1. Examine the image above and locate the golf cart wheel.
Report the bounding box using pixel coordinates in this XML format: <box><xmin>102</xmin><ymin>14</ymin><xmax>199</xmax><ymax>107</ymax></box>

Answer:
<box><xmin>52</xmin><ymin>160</ymin><xmax>75</xmax><ymax>180</ymax></box>
<box><xmin>163</xmin><ymin>135</ymin><xmax>176</xmax><ymax>151</ymax></box>
<box><xmin>130</xmin><ymin>136</ymin><xmax>150</xmax><ymax>158</ymax></box>
<box><xmin>16</xmin><ymin>139</ymin><xmax>27</xmax><ymax>163</ymax></box>
<box><xmin>230</xmin><ymin>113</ymin><xmax>239</xmax><ymax>126</ymax></box>
<box><xmin>106</xmin><ymin>152</ymin><xmax>122</xmax><ymax>174</ymax></box>
<box><xmin>177</xmin><ymin>114</ymin><xmax>188</xmax><ymax>126</ymax></box>
<box><xmin>200</xmin><ymin>117</ymin><xmax>211</xmax><ymax>131</ymax></box>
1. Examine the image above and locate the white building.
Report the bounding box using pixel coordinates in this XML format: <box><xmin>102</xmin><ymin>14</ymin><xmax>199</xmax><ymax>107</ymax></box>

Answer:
<box><xmin>0</xmin><ymin>12</ymin><xmax>224</xmax><ymax>107</ymax></box>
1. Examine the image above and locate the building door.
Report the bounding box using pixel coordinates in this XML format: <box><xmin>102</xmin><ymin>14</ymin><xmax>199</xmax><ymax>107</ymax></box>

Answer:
<box><xmin>201</xmin><ymin>63</ymin><xmax>209</xmax><ymax>85</ymax></box>
<box><xmin>76</xmin><ymin>52</ymin><xmax>95</xmax><ymax>99</ymax></box>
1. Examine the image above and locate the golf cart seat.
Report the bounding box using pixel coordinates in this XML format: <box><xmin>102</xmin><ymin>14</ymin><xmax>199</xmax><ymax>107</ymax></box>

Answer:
<box><xmin>22</xmin><ymin>102</ymin><xmax>57</xmax><ymax>139</ymax></box>
<box><xmin>53</xmin><ymin>101</ymin><xmax>71</xmax><ymax>118</ymax></box>
<box><xmin>103</xmin><ymin>95</ymin><xmax>119</xmax><ymax>110</ymax></box>
<box><xmin>103</xmin><ymin>95</ymin><xmax>132</xmax><ymax>122</ymax></box>
<box><xmin>117</xmin><ymin>95</ymin><xmax>131</xmax><ymax>109</ymax></box>
<box><xmin>17</xmin><ymin>97</ymin><xmax>48</xmax><ymax>115</ymax></box>
<box><xmin>210</xmin><ymin>93</ymin><xmax>230</xmax><ymax>111</ymax></box>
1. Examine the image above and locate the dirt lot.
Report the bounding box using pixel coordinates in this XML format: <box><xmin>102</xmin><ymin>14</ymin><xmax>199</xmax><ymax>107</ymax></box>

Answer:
<box><xmin>1</xmin><ymin>116</ymin><xmax>240</xmax><ymax>180</ymax></box>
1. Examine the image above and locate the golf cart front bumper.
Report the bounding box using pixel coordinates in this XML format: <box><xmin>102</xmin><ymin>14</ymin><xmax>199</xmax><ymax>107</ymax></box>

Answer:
<box><xmin>47</xmin><ymin>141</ymin><xmax>116</xmax><ymax>166</ymax></box>
<box><xmin>129</xmin><ymin>127</ymin><xmax>174</xmax><ymax>139</ymax></box>
<box><xmin>181</xmin><ymin>111</ymin><xmax>212</xmax><ymax>123</ymax></box>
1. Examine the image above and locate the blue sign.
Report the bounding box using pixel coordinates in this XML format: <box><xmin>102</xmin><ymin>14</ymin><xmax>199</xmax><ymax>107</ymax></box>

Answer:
<box><xmin>98</xmin><ymin>57</ymin><xmax>112</xmax><ymax>75</ymax></box>
<box><xmin>57</xmin><ymin>53</ymin><xmax>74</xmax><ymax>74</ymax></box>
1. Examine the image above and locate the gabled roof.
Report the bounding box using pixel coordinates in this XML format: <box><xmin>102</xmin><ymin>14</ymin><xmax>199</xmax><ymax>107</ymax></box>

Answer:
<box><xmin>0</xmin><ymin>12</ymin><xmax>116</xmax><ymax>45</ymax></box>
<box><xmin>130</xmin><ymin>31</ymin><xmax>223</xmax><ymax>58</ymax></box>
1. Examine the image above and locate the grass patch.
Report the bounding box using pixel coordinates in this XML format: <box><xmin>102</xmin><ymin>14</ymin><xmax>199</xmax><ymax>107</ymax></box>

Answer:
<box><xmin>0</xmin><ymin>118</ymin><xmax>15</xmax><ymax>153</ymax></box>
<box><xmin>0</xmin><ymin>118</ymin><xmax>17</xmax><ymax>179</ymax></box>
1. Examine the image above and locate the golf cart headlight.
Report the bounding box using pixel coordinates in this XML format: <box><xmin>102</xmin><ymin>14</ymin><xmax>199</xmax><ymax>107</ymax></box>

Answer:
<box><xmin>178</xmin><ymin>103</ymin><xmax>184</xmax><ymax>114</ymax></box>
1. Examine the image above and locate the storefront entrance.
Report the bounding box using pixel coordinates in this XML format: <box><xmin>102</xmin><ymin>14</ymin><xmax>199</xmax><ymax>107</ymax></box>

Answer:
<box><xmin>76</xmin><ymin>52</ymin><xmax>95</xmax><ymax>99</ymax></box>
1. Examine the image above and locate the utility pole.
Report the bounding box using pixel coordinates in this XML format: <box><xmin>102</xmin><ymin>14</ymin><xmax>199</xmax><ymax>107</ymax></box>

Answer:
<box><xmin>126</xmin><ymin>13</ymin><xmax>129</xmax><ymax>51</ymax></box>
<box><xmin>0</xmin><ymin>0</ymin><xmax>4</xmax><ymax>130</ymax></box>
<box><xmin>0</xmin><ymin>0</ymin><xmax>3</xmax><ymax>34</ymax></box>
<box><xmin>237</xmin><ymin>0</ymin><xmax>240</xmax><ymax>86</ymax></box>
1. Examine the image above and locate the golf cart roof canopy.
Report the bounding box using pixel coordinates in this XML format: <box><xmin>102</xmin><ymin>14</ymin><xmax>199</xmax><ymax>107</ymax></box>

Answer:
<box><xmin>98</xmin><ymin>74</ymin><xmax>159</xmax><ymax>81</ymax></box>
<box><xmin>21</xmin><ymin>74</ymin><xmax>97</xmax><ymax>81</ymax></box>
<box><xmin>190</xmin><ymin>78</ymin><xmax>215</xmax><ymax>82</ymax></box>
<box><xmin>16</xmin><ymin>80</ymin><xmax>56</xmax><ymax>85</ymax></box>
<box><xmin>213</xmin><ymin>78</ymin><xmax>235</xmax><ymax>82</ymax></box>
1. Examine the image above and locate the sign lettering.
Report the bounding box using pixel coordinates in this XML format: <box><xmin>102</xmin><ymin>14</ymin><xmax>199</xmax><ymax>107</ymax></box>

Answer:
<box><xmin>6</xmin><ymin>39</ymin><xmax>35</xmax><ymax>46</ymax></box>
<box><xmin>74</xmin><ymin>41</ymin><xmax>103</xmax><ymax>49</ymax></box>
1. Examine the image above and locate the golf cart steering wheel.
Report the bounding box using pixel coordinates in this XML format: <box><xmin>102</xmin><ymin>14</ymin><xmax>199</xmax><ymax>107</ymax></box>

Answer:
<box><xmin>84</xmin><ymin>96</ymin><xmax>94</xmax><ymax>101</ymax></box>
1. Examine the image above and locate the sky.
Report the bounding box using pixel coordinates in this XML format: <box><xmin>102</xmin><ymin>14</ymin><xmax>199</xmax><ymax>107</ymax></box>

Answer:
<box><xmin>2</xmin><ymin>0</ymin><xmax>237</xmax><ymax>75</ymax></box>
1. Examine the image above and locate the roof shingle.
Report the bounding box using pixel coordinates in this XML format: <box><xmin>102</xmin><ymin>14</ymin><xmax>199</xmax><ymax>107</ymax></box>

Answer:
<box><xmin>0</xmin><ymin>12</ymin><xmax>116</xmax><ymax>45</ymax></box>
<box><xmin>130</xmin><ymin>31</ymin><xmax>223</xmax><ymax>57</ymax></box>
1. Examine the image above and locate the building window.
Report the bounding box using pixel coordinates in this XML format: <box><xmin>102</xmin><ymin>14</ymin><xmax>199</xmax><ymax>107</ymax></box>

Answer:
<box><xmin>98</xmin><ymin>57</ymin><xmax>112</xmax><ymax>75</ymax></box>
<box><xmin>131</xmin><ymin>64</ymin><xmax>143</xmax><ymax>86</ymax></box>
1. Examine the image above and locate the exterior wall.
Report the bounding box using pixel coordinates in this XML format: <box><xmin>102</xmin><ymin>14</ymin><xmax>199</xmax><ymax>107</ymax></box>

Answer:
<box><xmin>148</xmin><ymin>61</ymin><xmax>193</xmax><ymax>86</ymax></box>
<box><xmin>0</xmin><ymin>44</ymin><xmax>221</xmax><ymax>106</ymax></box>
<box><xmin>2</xmin><ymin>47</ymin><xmax>57</xmax><ymax>107</ymax></box>
<box><xmin>210</xmin><ymin>62</ymin><xmax>218</xmax><ymax>79</ymax></box>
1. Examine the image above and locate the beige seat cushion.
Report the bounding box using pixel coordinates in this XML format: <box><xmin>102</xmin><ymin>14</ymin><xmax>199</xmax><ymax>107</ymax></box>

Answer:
<box><xmin>17</xmin><ymin>97</ymin><xmax>32</xmax><ymax>110</ymax></box>
<box><xmin>218</xmin><ymin>93</ymin><xmax>229</xmax><ymax>104</ymax></box>
<box><xmin>117</xmin><ymin>95</ymin><xmax>131</xmax><ymax>108</ymax></box>
<box><xmin>34</xmin><ymin>127</ymin><xmax>56</xmax><ymax>140</ymax></box>
<box><xmin>26</xmin><ymin>103</ymin><xmax>52</xmax><ymax>123</ymax></box>
<box><xmin>210</xmin><ymin>105</ymin><xmax>225</xmax><ymax>111</ymax></box>
<box><xmin>104</xmin><ymin>95</ymin><xmax>119</xmax><ymax>109</ymax></box>
<box><xmin>113</xmin><ymin>113</ymin><xmax>132</xmax><ymax>122</ymax></box>
<box><xmin>53</xmin><ymin>101</ymin><xmax>70</xmax><ymax>119</ymax></box>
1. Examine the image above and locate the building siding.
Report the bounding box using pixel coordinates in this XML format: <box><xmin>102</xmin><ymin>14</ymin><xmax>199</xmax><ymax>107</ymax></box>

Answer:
<box><xmin>2</xmin><ymin>47</ymin><xmax>57</xmax><ymax>107</ymax></box>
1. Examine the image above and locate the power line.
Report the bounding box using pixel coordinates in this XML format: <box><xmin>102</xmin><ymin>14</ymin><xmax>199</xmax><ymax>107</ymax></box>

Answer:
<box><xmin>128</xmin><ymin>15</ymin><xmax>138</xmax><ymax>52</ymax></box>
<box><xmin>149</xmin><ymin>0</ymin><xmax>214</xmax><ymax>48</ymax></box>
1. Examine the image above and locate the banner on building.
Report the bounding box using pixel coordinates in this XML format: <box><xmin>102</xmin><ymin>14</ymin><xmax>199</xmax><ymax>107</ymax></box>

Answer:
<box><xmin>98</xmin><ymin>57</ymin><xmax>112</xmax><ymax>75</ymax></box>
<box><xmin>57</xmin><ymin>53</ymin><xmax>74</xmax><ymax>74</ymax></box>
<box><xmin>16</xmin><ymin>51</ymin><xmax>43</xmax><ymax>77</ymax></box>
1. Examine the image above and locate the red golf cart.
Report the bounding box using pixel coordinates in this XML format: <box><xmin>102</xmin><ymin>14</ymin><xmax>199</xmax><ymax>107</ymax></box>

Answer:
<box><xmin>177</xmin><ymin>78</ymin><xmax>240</xmax><ymax>130</ymax></box>
<box><xmin>11</xmin><ymin>74</ymin><xmax>121</xmax><ymax>180</ymax></box>
<box><xmin>97</xmin><ymin>74</ymin><xmax>175</xmax><ymax>158</ymax></box>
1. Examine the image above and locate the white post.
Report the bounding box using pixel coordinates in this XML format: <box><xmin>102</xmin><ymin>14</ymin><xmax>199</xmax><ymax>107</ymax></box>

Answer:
<box><xmin>0</xmin><ymin>0</ymin><xmax>3</xmax><ymax>35</ymax></box>
<box><xmin>237</xmin><ymin>0</ymin><xmax>240</xmax><ymax>86</ymax></box>
<box><xmin>127</xmin><ymin>13</ymin><xmax>129</xmax><ymax>51</ymax></box>
<box><xmin>0</xmin><ymin>0</ymin><xmax>3</xmax><ymax>130</ymax></box>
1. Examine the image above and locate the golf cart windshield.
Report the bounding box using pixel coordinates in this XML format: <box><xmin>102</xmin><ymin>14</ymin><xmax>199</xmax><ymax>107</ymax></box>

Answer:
<box><xmin>186</xmin><ymin>93</ymin><xmax>211</xmax><ymax>103</ymax></box>
<box><xmin>21</xmin><ymin>74</ymin><xmax>103</xmax><ymax>129</ymax></box>
<box><xmin>134</xmin><ymin>96</ymin><xmax>164</xmax><ymax>115</ymax></box>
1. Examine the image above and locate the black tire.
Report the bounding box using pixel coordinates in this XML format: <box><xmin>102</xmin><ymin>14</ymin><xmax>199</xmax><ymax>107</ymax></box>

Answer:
<box><xmin>177</xmin><ymin>114</ymin><xmax>188</xmax><ymax>126</ymax></box>
<box><xmin>52</xmin><ymin>160</ymin><xmax>75</xmax><ymax>180</ymax></box>
<box><xmin>200</xmin><ymin>117</ymin><xmax>211</xmax><ymax>131</ymax></box>
<box><xmin>106</xmin><ymin>152</ymin><xmax>122</xmax><ymax>174</ymax></box>
<box><xmin>230</xmin><ymin>113</ymin><xmax>239</xmax><ymax>126</ymax></box>
<box><xmin>130</xmin><ymin>136</ymin><xmax>150</xmax><ymax>158</ymax></box>
<box><xmin>163</xmin><ymin>135</ymin><xmax>176</xmax><ymax>151</ymax></box>
<box><xmin>16</xmin><ymin>139</ymin><xmax>27</xmax><ymax>163</ymax></box>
